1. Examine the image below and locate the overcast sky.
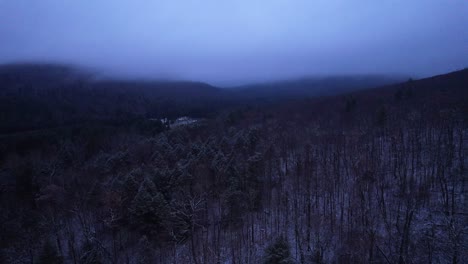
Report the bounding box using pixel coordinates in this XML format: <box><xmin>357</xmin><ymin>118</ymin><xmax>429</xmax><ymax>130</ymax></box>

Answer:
<box><xmin>1</xmin><ymin>0</ymin><xmax>467</xmax><ymax>85</ymax></box>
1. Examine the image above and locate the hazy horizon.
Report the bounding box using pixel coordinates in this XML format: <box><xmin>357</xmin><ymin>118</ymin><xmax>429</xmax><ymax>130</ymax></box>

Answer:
<box><xmin>1</xmin><ymin>0</ymin><xmax>467</xmax><ymax>86</ymax></box>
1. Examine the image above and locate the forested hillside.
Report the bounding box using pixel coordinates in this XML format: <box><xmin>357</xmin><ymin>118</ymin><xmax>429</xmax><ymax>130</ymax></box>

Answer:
<box><xmin>0</xmin><ymin>64</ymin><xmax>401</xmax><ymax>135</ymax></box>
<box><xmin>0</xmin><ymin>64</ymin><xmax>235</xmax><ymax>134</ymax></box>
<box><xmin>0</xmin><ymin>68</ymin><xmax>467</xmax><ymax>263</ymax></box>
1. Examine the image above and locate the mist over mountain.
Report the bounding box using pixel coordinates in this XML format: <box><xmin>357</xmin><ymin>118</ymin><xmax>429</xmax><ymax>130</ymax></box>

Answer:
<box><xmin>1</xmin><ymin>0</ymin><xmax>467</xmax><ymax>85</ymax></box>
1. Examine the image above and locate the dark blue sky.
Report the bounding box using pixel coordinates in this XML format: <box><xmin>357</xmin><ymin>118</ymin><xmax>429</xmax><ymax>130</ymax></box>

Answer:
<box><xmin>1</xmin><ymin>0</ymin><xmax>467</xmax><ymax>85</ymax></box>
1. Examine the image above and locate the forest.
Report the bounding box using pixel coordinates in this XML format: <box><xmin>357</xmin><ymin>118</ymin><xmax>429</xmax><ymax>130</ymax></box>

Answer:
<box><xmin>0</xmin><ymin>65</ymin><xmax>467</xmax><ymax>263</ymax></box>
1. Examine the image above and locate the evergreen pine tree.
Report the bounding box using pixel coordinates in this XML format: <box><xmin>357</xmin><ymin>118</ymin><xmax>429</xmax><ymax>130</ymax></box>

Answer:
<box><xmin>263</xmin><ymin>236</ymin><xmax>295</xmax><ymax>264</ymax></box>
<box><xmin>129</xmin><ymin>178</ymin><xmax>169</xmax><ymax>236</ymax></box>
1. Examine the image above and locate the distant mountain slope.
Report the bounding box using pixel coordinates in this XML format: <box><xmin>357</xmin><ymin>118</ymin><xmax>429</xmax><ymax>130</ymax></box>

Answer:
<box><xmin>344</xmin><ymin>67</ymin><xmax>468</xmax><ymax>111</ymax></box>
<box><xmin>91</xmin><ymin>80</ymin><xmax>224</xmax><ymax>101</ymax></box>
<box><xmin>233</xmin><ymin>75</ymin><xmax>406</xmax><ymax>98</ymax></box>
<box><xmin>0</xmin><ymin>64</ymin><xmax>231</xmax><ymax>134</ymax></box>
<box><xmin>0</xmin><ymin>63</ymin><xmax>224</xmax><ymax>100</ymax></box>
<box><xmin>265</xmin><ymin>68</ymin><xmax>468</xmax><ymax>128</ymax></box>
